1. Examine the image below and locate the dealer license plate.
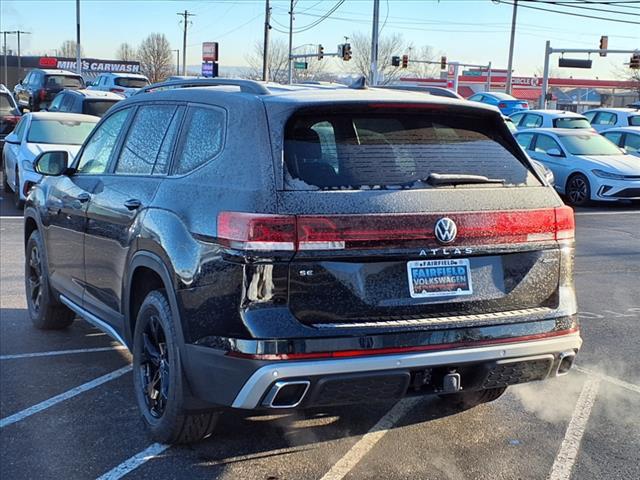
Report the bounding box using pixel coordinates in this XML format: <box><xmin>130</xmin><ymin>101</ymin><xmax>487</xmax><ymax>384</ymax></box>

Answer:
<box><xmin>407</xmin><ymin>259</ymin><xmax>473</xmax><ymax>298</ymax></box>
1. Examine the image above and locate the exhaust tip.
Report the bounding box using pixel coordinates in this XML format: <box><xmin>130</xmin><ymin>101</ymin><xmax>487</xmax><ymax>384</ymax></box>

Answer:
<box><xmin>556</xmin><ymin>351</ymin><xmax>576</xmax><ymax>376</ymax></box>
<box><xmin>262</xmin><ymin>380</ymin><xmax>310</xmax><ymax>409</ymax></box>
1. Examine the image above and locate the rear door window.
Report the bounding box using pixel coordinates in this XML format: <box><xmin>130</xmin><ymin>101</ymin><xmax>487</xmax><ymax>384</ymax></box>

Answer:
<box><xmin>594</xmin><ymin>112</ymin><xmax>617</xmax><ymax>126</ymax></box>
<box><xmin>521</xmin><ymin>114</ymin><xmax>542</xmax><ymax>128</ymax></box>
<box><xmin>602</xmin><ymin>132</ymin><xmax>623</xmax><ymax>146</ymax></box>
<box><xmin>49</xmin><ymin>94</ymin><xmax>65</xmax><ymax>112</ymax></box>
<box><xmin>510</xmin><ymin>113</ymin><xmax>525</xmax><ymax>126</ymax></box>
<box><xmin>115</xmin><ymin>104</ymin><xmax>182</xmax><ymax>175</ymax></box>
<box><xmin>515</xmin><ymin>132</ymin><xmax>534</xmax><ymax>150</ymax></box>
<box><xmin>173</xmin><ymin>106</ymin><xmax>225</xmax><ymax>175</ymax></box>
<box><xmin>628</xmin><ymin>115</ymin><xmax>640</xmax><ymax>126</ymax></box>
<box><xmin>284</xmin><ymin>109</ymin><xmax>540</xmax><ymax>190</ymax></box>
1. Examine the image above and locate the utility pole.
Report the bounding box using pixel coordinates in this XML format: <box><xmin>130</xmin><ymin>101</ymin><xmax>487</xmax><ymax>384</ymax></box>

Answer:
<box><xmin>370</xmin><ymin>0</ymin><xmax>380</xmax><ymax>85</ymax></box>
<box><xmin>505</xmin><ymin>0</ymin><xmax>518</xmax><ymax>94</ymax></box>
<box><xmin>76</xmin><ymin>0</ymin><xmax>82</xmax><ymax>75</ymax></box>
<box><xmin>287</xmin><ymin>0</ymin><xmax>294</xmax><ymax>84</ymax></box>
<box><xmin>262</xmin><ymin>0</ymin><xmax>271</xmax><ymax>82</ymax></box>
<box><xmin>177</xmin><ymin>10</ymin><xmax>195</xmax><ymax>76</ymax></box>
<box><xmin>173</xmin><ymin>49</ymin><xmax>180</xmax><ymax>75</ymax></box>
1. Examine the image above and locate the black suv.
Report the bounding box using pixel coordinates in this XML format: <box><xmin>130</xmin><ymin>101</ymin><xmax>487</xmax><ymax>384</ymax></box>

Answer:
<box><xmin>14</xmin><ymin>69</ymin><xmax>85</xmax><ymax>112</ymax></box>
<box><xmin>24</xmin><ymin>79</ymin><xmax>581</xmax><ymax>444</ymax></box>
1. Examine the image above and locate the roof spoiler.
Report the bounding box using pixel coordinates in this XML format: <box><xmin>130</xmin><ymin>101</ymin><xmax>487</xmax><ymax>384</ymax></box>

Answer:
<box><xmin>136</xmin><ymin>78</ymin><xmax>271</xmax><ymax>96</ymax></box>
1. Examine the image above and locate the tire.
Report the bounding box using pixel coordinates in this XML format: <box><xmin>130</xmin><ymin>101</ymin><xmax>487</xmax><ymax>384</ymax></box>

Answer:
<box><xmin>565</xmin><ymin>173</ymin><xmax>591</xmax><ymax>207</ymax></box>
<box><xmin>14</xmin><ymin>167</ymin><xmax>24</xmax><ymax>209</ymax></box>
<box><xmin>132</xmin><ymin>290</ymin><xmax>218</xmax><ymax>444</ymax></box>
<box><xmin>25</xmin><ymin>230</ymin><xmax>75</xmax><ymax>330</ymax></box>
<box><xmin>440</xmin><ymin>386</ymin><xmax>507</xmax><ymax>410</ymax></box>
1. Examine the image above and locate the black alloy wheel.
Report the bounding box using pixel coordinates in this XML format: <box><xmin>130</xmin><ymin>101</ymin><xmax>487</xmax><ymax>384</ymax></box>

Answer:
<box><xmin>566</xmin><ymin>174</ymin><xmax>591</xmax><ymax>206</ymax></box>
<box><xmin>139</xmin><ymin>313</ymin><xmax>170</xmax><ymax>418</ymax></box>
<box><xmin>27</xmin><ymin>243</ymin><xmax>43</xmax><ymax>315</ymax></box>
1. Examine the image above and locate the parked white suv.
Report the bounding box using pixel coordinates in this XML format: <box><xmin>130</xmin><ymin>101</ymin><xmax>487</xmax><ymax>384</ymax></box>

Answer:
<box><xmin>88</xmin><ymin>73</ymin><xmax>150</xmax><ymax>97</ymax></box>
<box><xmin>509</xmin><ymin>110</ymin><xmax>593</xmax><ymax>131</ymax></box>
<box><xmin>582</xmin><ymin>108</ymin><xmax>640</xmax><ymax>132</ymax></box>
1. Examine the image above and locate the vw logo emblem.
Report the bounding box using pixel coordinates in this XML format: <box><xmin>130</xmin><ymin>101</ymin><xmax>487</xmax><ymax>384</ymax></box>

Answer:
<box><xmin>434</xmin><ymin>217</ymin><xmax>457</xmax><ymax>244</ymax></box>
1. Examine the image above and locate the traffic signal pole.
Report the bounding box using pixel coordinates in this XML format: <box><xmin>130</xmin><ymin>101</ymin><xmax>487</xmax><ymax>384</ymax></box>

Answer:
<box><xmin>540</xmin><ymin>41</ymin><xmax>640</xmax><ymax>108</ymax></box>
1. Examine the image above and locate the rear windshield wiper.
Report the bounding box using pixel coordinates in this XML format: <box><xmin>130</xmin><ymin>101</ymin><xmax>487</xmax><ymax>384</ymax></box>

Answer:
<box><xmin>425</xmin><ymin>173</ymin><xmax>505</xmax><ymax>186</ymax></box>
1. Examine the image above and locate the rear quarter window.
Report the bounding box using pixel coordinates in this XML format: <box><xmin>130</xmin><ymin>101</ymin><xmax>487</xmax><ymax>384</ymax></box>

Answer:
<box><xmin>173</xmin><ymin>106</ymin><xmax>226</xmax><ymax>175</ymax></box>
<box><xmin>284</xmin><ymin>108</ymin><xmax>540</xmax><ymax>190</ymax></box>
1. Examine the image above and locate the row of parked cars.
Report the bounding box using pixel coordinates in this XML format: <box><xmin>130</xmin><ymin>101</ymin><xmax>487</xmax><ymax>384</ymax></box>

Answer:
<box><xmin>463</xmin><ymin>90</ymin><xmax>640</xmax><ymax>206</ymax></box>
<box><xmin>1</xmin><ymin>69</ymin><xmax>153</xmax><ymax>207</ymax></box>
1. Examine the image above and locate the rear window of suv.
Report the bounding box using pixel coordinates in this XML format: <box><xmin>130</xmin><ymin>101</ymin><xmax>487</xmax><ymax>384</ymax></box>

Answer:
<box><xmin>284</xmin><ymin>109</ymin><xmax>540</xmax><ymax>190</ymax></box>
<box><xmin>553</xmin><ymin>117</ymin><xmax>591</xmax><ymax>129</ymax></box>
<box><xmin>114</xmin><ymin>77</ymin><xmax>150</xmax><ymax>88</ymax></box>
<box><xmin>45</xmin><ymin>75</ymin><xmax>84</xmax><ymax>88</ymax></box>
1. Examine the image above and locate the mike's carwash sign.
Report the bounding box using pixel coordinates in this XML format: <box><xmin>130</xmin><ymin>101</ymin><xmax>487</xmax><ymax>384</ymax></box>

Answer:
<box><xmin>37</xmin><ymin>56</ymin><xmax>141</xmax><ymax>74</ymax></box>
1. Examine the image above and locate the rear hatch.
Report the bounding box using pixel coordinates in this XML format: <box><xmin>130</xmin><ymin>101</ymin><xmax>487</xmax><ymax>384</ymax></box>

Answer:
<box><xmin>278</xmin><ymin>103</ymin><xmax>571</xmax><ymax>327</ymax></box>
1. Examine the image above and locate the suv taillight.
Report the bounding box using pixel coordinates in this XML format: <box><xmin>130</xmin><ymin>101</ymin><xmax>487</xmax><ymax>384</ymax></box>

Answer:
<box><xmin>1</xmin><ymin>115</ymin><xmax>20</xmax><ymax>124</ymax></box>
<box><xmin>498</xmin><ymin>102</ymin><xmax>507</xmax><ymax>108</ymax></box>
<box><xmin>110</xmin><ymin>88</ymin><xmax>125</xmax><ymax>93</ymax></box>
<box><xmin>217</xmin><ymin>207</ymin><xmax>575</xmax><ymax>252</ymax></box>
<box><xmin>39</xmin><ymin>89</ymin><xmax>47</xmax><ymax>101</ymax></box>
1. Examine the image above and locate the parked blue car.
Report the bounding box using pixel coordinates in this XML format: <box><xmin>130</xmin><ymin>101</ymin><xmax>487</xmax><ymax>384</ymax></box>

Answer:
<box><xmin>467</xmin><ymin>92</ymin><xmax>529</xmax><ymax>116</ymax></box>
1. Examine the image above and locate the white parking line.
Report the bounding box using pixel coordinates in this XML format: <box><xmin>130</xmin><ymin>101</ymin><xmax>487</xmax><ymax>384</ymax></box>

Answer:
<box><xmin>95</xmin><ymin>443</ymin><xmax>170</xmax><ymax>480</ymax></box>
<box><xmin>0</xmin><ymin>365</ymin><xmax>132</xmax><ymax>428</ymax></box>
<box><xmin>548</xmin><ymin>378</ymin><xmax>600</xmax><ymax>480</ymax></box>
<box><xmin>319</xmin><ymin>397</ymin><xmax>423</xmax><ymax>480</ymax></box>
<box><xmin>0</xmin><ymin>346</ymin><xmax>128</xmax><ymax>360</ymax></box>
<box><xmin>574</xmin><ymin>210</ymin><xmax>640</xmax><ymax>216</ymax></box>
<box><xmin>575</xmin><ymin>366</ymin><xmax>640</xmax><ymax>395</ymax></box>
<box><xmin>0</xmin><ymin>216</ymin><xmax>22</xmax><ymax>220</ymax></box>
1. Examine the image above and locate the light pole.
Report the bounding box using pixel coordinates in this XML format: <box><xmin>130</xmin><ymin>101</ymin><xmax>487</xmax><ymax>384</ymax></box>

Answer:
<box><xmin>76</xmin><ymin>0</ymin><xmax>82</xmax><ymax>75</ymax></box>
<box><xmin>370</xmin><ymin>0</ymin><xmax>380</xmax><ymax>85</ymax></box>
<box><xmin>287</xmin><ymin>0</ymin><xmax>294</xmax><ymax>84</ymax></box>
<box><xmin>262</xmin><ymin>0</ymin><xmax>271</xmax><ymax>82</ymax></box>
<box><xmin>505</xmin><ymin>0</ymin><xmax>518</xmax><ymax>94</ymax></box>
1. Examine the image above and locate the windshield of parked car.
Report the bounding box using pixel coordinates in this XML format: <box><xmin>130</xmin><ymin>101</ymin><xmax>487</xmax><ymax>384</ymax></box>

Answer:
<box><xmin>284</xmin><ymin>109</ymin><xmax>540</xmax><ymax>190</ymax></box>
<box><xmin>45</xmin><ymin>75</ymin><xmax>84</xmax><ymax>88</ymax></box>
<box><xmin>553</xmin><ymin>117</ymin><xmax>592</xmax><ymax>129</ymax></box>
<box><xmin>83</xmin><ymin>100</ymin><xmax>119</xmax><ymax>117</ymax></box>
<box><xmin>114</xmin><ymin>77</ymin><xmax>150</xmax><ymax>88</ymax></box>
<box><xmin>27</xmin><ymin>119</ymin><xmax>97</xmax><ymax>145</ymax></box>
<box><xmin>558</xmin><ymin>133</ymin><xmax>624</xmax><ymax>156</ymax></box>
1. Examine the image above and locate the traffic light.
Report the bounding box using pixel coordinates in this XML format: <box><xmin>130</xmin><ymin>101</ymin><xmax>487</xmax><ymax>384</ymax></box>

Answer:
<box><xmin>401</xmin><ymin>54</ymin><xmax>409</xmax><ymax>69</ymax></box>
<box><xmin>630</xmin><ymin>53</ymin><xmax>640</xmax><ymax>69</ymax></box>
<box><xmin>599</xmin><ymin>35</ymin><xmax>608</xmax><ymax>57</ymax></box>
<box><xmin>317</xmin><ymin>44</ymin><xmax>324</xmax><ymax>60</ymax></box>
<box><xmin>440</xmin><ymin>56</ymin><xmax>447</xmax><ymax>70</ymax></box>
<box><xmin>342</xmin><ymin>43</ymin><xmax>352</xmax><ymax>61</ymax></box>
<box><xmin>391</xmin><ymin>56</ymin><xmax>401</xmax><ymax>67</ymax></box>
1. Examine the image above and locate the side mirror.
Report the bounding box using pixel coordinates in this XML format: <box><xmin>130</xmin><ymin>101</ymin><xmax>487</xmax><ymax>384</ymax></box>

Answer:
<box><xmin>34</xmin><ymin>151</ymin><xmax>69</xmax><ymax>176</ymax></box>
<box><xmin>547</xmin><ymin>148</ymin><xmax>564</xmax><ymax>157</ymax></box>
<box><xmin>4</xmin><ymin>132</ymin><xmax>20</xmax><ymax>144</ymax></box>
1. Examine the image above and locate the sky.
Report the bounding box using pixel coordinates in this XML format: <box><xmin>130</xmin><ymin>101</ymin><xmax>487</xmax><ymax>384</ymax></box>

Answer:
<box><xmin>1</xmin><ymin>0</ymin><xmax>639</xmax><ymax>79</ymax></box>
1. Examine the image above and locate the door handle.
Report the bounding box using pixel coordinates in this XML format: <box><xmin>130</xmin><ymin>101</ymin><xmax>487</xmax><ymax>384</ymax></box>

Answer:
<box><xmin>124</xmin><ymin>198</ymin><xmax>142</xmax><ymax>210</ymax></box>
<box><xmin>74</xmin><ymin>192</ymin><xmax>91</xmax><ymax>203</ymax></box>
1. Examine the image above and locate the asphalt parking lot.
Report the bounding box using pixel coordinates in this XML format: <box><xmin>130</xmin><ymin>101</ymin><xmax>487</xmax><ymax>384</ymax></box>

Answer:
<box><xmin>1</xmin><ymin>182</ymin><xmax>639</xmax><ymax>480</ymax></box>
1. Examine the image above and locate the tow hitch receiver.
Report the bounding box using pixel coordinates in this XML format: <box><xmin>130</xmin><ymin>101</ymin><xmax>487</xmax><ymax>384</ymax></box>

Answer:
<box><xmin>443</xmin><ymin>371</ymin><xmax>462</xmax><ymax>393</ymax></box>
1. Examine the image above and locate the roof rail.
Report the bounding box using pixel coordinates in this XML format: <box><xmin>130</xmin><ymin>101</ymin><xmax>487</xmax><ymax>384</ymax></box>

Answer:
<box><xmin>136</xmin><ymin>78</ymin><xmax>271</xmax><ymax>96</ymax></box>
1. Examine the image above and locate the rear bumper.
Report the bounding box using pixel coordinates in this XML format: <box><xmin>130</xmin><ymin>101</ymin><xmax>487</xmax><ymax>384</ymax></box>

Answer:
<box><xmin>182</xmin><ymin>328</ymin><xmax>581</xmax><ymax>410</ymax></box>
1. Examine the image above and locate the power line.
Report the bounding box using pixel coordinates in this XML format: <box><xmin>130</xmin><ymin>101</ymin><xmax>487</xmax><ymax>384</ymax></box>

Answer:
<box><xmin>524</xmin><ymin>0</ymin><xmax>640</xmax><ymax>16</ymax></box>
<box><xmin>498</xmin><ymin>0</ymin><xmax>640</xmax><ymax>23</ymax></box>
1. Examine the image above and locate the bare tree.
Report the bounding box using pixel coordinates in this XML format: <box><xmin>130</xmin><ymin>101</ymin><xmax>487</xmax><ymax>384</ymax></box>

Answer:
<box><xmin>138</xmin><ymin>33</ymin><xmax>174</xmax><ymax>83</ymax></box>
<box><xmin>243</xmin><ymin>39</ymin><xmax>327</xmax><ymax>84</ymax></box>
<box><xmin>612</xmin><ymin>64</ymin><xmax>640</xmax><ymax>99</ymax></box>
<box><xmin>346</xmin><ymin>31</ymin><xmax>410</xmax><ymax>85</ymax></box>
<box><xmin>59</xmin><ymin>40</ymin><xmax>84</xmax><ymax>58</ymax></box>
<box><xmin>116</xmin><ymin>43</ymin><xmax>137</xmax><ymax>62</ymax></box>
<box><xmin>406</xmin><ymin>46</ymin><xmax>440</xmax><ymax>79</ymax></box>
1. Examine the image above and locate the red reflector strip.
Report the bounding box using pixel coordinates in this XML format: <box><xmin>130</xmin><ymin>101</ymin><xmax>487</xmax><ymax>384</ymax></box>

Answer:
<box><xmin>367</xmin><ymin>103</ymin><xmax>449</xmax><ymax>110</ymax></box>
<box><xmin>227</xmin><ymin>327</ymin><xmax>579</xmax><ymax>361</ymax></box>
<box><xmin>217</xmin><ymin>207</ymin><xmax>574</xmax><ymax>251</ymax></box>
